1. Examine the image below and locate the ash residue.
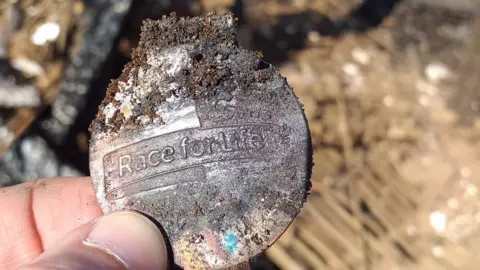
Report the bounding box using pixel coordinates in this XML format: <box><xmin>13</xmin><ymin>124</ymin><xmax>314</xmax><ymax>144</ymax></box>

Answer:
<box><xmin>91</xmin><ymin>12</ymin><xmax>275</xmax><ymax>134</ymax></box>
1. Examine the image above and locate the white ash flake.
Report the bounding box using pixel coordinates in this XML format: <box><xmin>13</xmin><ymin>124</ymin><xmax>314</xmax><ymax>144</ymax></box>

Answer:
<box><xmin>117</xmin><ymin>78</ymin><xmax>134</xmax><ymax>91</ymax></box>
<box><xmin>432</xmin><ymin>245</ymin><xmax>445</xmax><ymax>258</ymax></box>
<box><xmin>102</xmin><ymin>103</ymin><xmax>117</xmax><ymax>124</ymax></box>
<box><xmin>119</xmin><ymin>101</ymin><xmax>134</xmax><ymax>119</ymax></box>
<box><xmin>11</xmin><ymin>57</ymin><xmax>44</xmax><ymax>77</ymax></box>
<box><xmin>425</xmin><ymin>61</ymin><xmax>452</xmax><ymax>83</ymax></box>
<box><xmin>342</xmin><ymin>62</ymin><xmax>360</xmax><ymax>77</ymax></box>
<box><xmin>226</xmin><ymin>15</ymin><xmax>234</xmax><ymax>27</ymax></box>
<box><xmin>115</xmin><ymin>92</ymin><xmax>135</xmax><ymax>120</ymax></box>
<box><xmin>430</xmin><ymin>211</ymin><xmax>447</xmax><ymax>233</ymax></box>
<box><xmin>31</xmin><ymin>22</ymin><xmax>61</xmax><ymax>46</ymax></box>
<box><xmin>148</xmin><ymin>46</ymin><xmax>192</xmax><ymax>77</ymax></box>
<box><xmin>352</xmin><ymin>48</ymin><xmax>371</xmax><ymax>65</ymax></box>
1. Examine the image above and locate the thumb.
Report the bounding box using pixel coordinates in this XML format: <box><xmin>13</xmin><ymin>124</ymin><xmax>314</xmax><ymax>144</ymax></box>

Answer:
<box><xmin>22</xmin><ymin>211</ymin><xmax>168</xmax><ymax>270</ymax></box>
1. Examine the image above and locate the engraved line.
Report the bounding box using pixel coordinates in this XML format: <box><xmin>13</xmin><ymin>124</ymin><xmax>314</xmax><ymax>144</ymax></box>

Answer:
<box><xmin>109</xmin><ymin>178</ymin><xmax>206</xmax><ymax>201</ymax></box>
<box><xmin>109</xmin><ymin>183</ymin><xmax>178</xmax><ymax>200</ymax></box>
<box><xmin>105</xmin><ymin>164</ymin><xmax>203</xmax><ymax>197</ymax></box>
<box><xmin>197</xmin><ymin>122</ymin><xmax>281</xmax><ymax>130</ymax></box>
<box><xmin>108</xmin><ymin>180</ymin><xmax>203</xmax><ymax>201</ymax></box>
<box><xmin>105</xmin><ymin>157</ymin><xmax>256</xmax><ymax>197</ymax></box>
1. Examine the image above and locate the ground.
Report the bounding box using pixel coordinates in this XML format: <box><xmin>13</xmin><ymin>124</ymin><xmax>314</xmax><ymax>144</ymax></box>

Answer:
<box><xmin>0</xmin><ymin>0</ymin><xmax>83</xmax><ymax>156</ymax></box>
<box><xmin>238</xmin><ymin>1</ymin><xmax>480</xmax><ymax>269</ymax></box>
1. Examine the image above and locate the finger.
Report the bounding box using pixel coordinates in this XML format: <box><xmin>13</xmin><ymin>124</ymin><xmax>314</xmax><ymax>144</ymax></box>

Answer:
<box><xmin>21</xmin><ymin>211</ymin><xmax>168</xmax><ymax>270</ymax></box>
<box><xmin>0</xmin><ymin>177</ymin><xmax>102</xmax><ymax>268</ymax></box>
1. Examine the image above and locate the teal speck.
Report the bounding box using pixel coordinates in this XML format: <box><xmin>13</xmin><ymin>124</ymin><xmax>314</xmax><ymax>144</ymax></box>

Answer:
<box><xmin>224</xmin><ymin>233</ymin><xmax>239</xmax><ymax>254</ymax></box>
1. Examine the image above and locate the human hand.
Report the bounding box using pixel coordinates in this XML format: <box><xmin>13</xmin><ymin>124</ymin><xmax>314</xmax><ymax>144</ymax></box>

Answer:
<box><xmin>0</xmin><ymin>177</ymin><xmax>168</xmax><ymax>269</ymax></box>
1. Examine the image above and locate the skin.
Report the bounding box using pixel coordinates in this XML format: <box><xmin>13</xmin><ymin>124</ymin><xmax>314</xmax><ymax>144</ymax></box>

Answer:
<box><xmin>0</xmin><ymin>177</ymin><xmax>250</xmax><ymax>270</ymax></box>
<box><xmin>0</xmin><ymin>177</ymin><xmax>102</xmax><ymax>268</ymax></box>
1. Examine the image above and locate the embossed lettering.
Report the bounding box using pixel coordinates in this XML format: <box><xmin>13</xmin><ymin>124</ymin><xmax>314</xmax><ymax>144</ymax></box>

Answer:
<box><xmin>231</xmin><ymin>130</ymin><xmax>246</xmax><ymax>150</ymax></box>
<box><xmin>134</xmin><ymin>155</ymin><xmax>147</xmax><ymax>171</ymax></box>
<box><xmin>180</xmin><ymin>137</ymin><xmax>189</xmax><ymax>159</ymax></box>
<box><xmin>250</xmin><ymin>130</ymin><xmax>265</xmax><ymax>149</ymax></box>
<box><xmin>148</xmin><ymin>150</ymin><xmax>161</xmax><ymax>166</ymax></box>
<box><xmin>107</xmin><ymin>124</ymin><xmax>287</xmax><ymax>179</ymax></box>
<box><xmin>220</xmin><ymin>132</ymin><xmax>233</xmax><ymax>152</ymax></box>
<box><xmin>162</xmin><ymin>146</ymin><xmax>175</xmax><ymax>162</ymax></box>
<box><xmin>119</xmin><ymin>155</ymin><xmax>133</xmax><ymax>177</ymax></box>
<box><xmin>204</xmin><ymin>137</ymin><xmax>218</xmax><ymax>154</ymax></box>
<box><xmin>190</xmin><ymin>140</ymin><xmax>205</xmax><ymax>157</ymax></box>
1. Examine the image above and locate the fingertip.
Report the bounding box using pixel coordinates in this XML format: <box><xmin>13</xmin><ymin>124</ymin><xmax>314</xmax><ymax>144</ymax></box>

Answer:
<box><xmin>85</xmin><ymin>211</ymin><xmax>168</xmax><ymax>269</ymax></box>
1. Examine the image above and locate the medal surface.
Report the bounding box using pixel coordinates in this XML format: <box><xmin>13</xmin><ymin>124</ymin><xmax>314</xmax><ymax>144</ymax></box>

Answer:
<box><xmin>89</xmin><ymin>13</ymin><xmax>311</xmax><ymax>269</ymax></box>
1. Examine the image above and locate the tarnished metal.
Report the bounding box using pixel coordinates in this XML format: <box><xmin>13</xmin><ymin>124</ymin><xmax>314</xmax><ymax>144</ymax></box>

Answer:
<box><xmin>89</xmin><ymin>13</ymin><xmax>311</xmax><ymax>269</ymax></box>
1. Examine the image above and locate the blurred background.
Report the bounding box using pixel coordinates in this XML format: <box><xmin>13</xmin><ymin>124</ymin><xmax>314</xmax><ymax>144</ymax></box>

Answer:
<box><xmin>1</xmin><ymin>0</ymin><xmax>480</xmax><ymax>269</ymax></box>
